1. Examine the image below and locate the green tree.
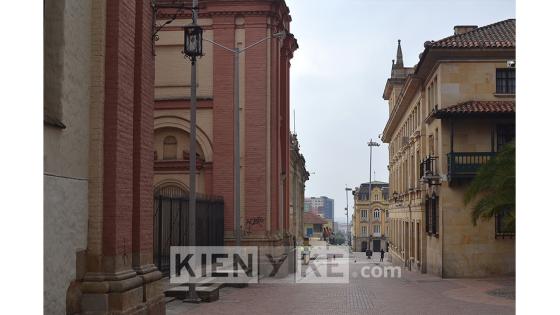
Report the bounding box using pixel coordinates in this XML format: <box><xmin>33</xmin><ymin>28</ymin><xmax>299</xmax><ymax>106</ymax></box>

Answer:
<box><xmin>463</xmin><ymin>141</ymin><xmax>515</xmax><ymax>229</ymax></box>
<box><xmin>333</xmin><ymin>231</ymin><xmax>346</xmax><ymax>245</ymax></box>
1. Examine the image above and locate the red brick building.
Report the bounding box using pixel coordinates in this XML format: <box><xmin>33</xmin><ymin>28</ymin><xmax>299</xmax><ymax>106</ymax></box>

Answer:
<box><xmin>45</xmin><ymin>0</ymin><xmax>165</xmax><ymax>313</ymax></box>
<box><xmin>153</xmin><ymin>0</ymin><xmax>298</xmax><ymax>246</ymax></box>
<box><xmin>45</xmin><ymin>0</ymin><xmax>297</xmax><ymax>313</ymax></box>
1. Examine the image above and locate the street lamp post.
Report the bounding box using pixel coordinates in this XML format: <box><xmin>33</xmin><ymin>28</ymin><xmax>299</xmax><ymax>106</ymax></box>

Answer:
<box><xmin>367</xmin><ymin>139</ymin><xmax>380</xmax><ymax>251</ymax></box>
<box><xmin>203</xmin><ymin>31</ymin><xmax>286</xmax><ymax>246</ymax></box>
<box><xmin>345</xmin><ymin>186</ymin><xmax>352</xmax><ymax>248</ymax></box>
<box><xmin>181</xmin><ymin>0</ymin><xmax>204</xmax><ymax>303</ymax></box>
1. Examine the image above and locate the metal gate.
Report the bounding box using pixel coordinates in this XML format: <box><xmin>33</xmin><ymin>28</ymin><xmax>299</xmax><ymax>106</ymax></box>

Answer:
<box><xmin>153</xmin><ymin>186</ymin><xmax>224</xmax><ymax>276</ymax></box>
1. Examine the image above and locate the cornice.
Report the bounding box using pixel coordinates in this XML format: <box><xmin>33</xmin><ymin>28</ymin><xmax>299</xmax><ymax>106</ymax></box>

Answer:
<box><xmin>382</xmin><ymin>76</ymin><xmax>422</xmax><ymax>142</ymax></box>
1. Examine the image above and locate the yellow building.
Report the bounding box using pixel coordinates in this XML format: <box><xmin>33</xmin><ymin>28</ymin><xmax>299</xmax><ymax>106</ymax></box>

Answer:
<box><xmin>382</xmin><ymin>19</ymin><xmax>515</xmax><ymax>277</ymax></box>
<box><xmin>352</xmin><ymin>181</ymin><xmax>390</xmax><ymax>252</ymax></box>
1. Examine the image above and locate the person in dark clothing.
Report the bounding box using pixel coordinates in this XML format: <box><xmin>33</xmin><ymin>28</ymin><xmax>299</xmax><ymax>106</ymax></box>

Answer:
<box><xmin>380</xmin><ymin>249</ymin><xmax>385</xmax><ymax>262</ymax></box>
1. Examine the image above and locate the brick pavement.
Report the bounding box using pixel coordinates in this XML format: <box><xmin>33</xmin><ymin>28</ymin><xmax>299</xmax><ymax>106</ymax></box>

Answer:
<box><xmin>166</xmin><ymin>249</ymin><xmax>515</xmax><ymax>315</ymax></box>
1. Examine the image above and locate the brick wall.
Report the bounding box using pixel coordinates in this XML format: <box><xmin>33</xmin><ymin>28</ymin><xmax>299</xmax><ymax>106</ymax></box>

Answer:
<box><xmin>132</xmin><ymin>0</ymin><xmax>155</xmax><ymax>267</ymax></box>
<box><xmin>212</xmin><ymin>15</ymin><xmax>236</xmax><ymax>233</ymax></box>
<box><xmin>102</xmin><ymin>0</ymin><xmax>136</xmax><ymax>263</ymax></box>
<box><xmin>244</xmin><ymin>15</ymin><xmax>268</xmax><ymax>234</ymax></box>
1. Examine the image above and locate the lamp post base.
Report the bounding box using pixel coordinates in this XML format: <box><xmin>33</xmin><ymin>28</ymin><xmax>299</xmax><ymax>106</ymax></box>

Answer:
<box><xmin>183</xmin><ymin>297</ymin><xmax>202</xmax><ymax>304</ymax></box>
<box><xmin>183</xmin><ymin>284</ymin><xmax>201</xmax><ymax>303</ymax></box>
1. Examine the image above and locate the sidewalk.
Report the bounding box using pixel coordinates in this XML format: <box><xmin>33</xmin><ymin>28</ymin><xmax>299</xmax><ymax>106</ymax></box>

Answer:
<box><xmin>165</xmin><ymin>251</ymin><xmax>514</xmax><ymax>315</ymax></box>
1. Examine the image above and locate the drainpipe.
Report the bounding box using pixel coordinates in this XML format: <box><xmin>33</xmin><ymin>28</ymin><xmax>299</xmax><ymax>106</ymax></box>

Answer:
<box><xmin>408</xmin><ymin>199</ymin><xmax>412</xmax><ymax>271</ymax></box>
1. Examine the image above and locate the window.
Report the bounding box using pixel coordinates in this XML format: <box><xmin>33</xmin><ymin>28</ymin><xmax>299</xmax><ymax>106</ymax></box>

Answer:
<box><xmin>434</xmin><ymin>77</ymin><xmax>438</xmax><ymax>109</ymax></box>
<box><xmin>373</xmin><ymin>209</ymin><xmax>380</xmax><ymax>220</ymax></box>
<box><xmin>361</xmin><ymin>226</ymin><xmax>367</xmax><ymax>237</ymax></box>
<box><xmin>361</xmin><ymin>210</ymin><xmax>368</xmax><ymax>220</ymax></box>
<box><xmin>496</xmin><ymin>210</ymin><xmax>515</xmax><ymax>238</ymax></box>
<box><xmin>163</xmin><ymin>136</ymin><xmax>178</xmax><ymax>160</ymax></box>
<box><xmin>496</xmin><ymin>124</ymin><xmax>515</xmax><ymax>151</ymax></box>
<box><xmin>427</xmin><ymin>76</ymin><xmax>439</xmax><ymax>112</ymax></box>
<box><xmin>428</xmin><ymin>134</ymin><xmax>434</xmax><ymax>156</ymax></box>
<box><xmin>425</xmin><ymin>193</ymin><xmax>439</xmax><ymax>236</ymax></box>
<box><xmin>496</xmin><ymin>68</ymin><xmax>515</xmax><ymax>94</ymax></box>
<box><xmin>373</xmin><ymin>224</ymin><xmax>380</xmax><ymax>234</ymax></box>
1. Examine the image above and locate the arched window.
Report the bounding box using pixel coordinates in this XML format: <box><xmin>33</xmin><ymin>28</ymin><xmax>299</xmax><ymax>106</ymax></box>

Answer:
<box><xmin>373</xmin><ymin>209</ymin><xmax>381</xmax><ymax>220</ymax></box>
<box><xmin>163</xmin><ymin>136</ymin><xmax>177</xmax><ymax>160</ymax></box>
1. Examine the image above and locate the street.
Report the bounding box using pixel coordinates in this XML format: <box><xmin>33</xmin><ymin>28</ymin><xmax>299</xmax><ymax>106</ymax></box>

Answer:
<box><xmin>167</xmin><ymin>250</ymin><xmax>514</xmax><ymax>315</ymax></box>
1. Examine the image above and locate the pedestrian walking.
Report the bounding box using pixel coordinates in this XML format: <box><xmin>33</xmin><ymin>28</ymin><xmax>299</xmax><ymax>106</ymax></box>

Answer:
<box><xmin>380</xmin><ymin>249</ymin><xmax>385</xmax><ymax>262</ymax></box>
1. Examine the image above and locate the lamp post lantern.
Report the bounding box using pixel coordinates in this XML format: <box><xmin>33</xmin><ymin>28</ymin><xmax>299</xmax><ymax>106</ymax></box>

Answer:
<box><xmin>183</xmin><ymin>24</ymin><xmax>203</xmax><ymax>63</ymax></box>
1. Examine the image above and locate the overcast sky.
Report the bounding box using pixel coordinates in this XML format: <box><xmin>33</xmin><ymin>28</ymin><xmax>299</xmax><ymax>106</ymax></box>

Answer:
<box><xmin>285</xmin><ymin>0</ymin><xmax>515</xmax><ymax>223</ymax></box>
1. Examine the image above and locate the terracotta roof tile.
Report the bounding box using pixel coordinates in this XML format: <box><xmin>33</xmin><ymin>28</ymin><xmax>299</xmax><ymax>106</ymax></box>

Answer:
<box><xmin>427</xmin><ymin>19</ymin><xmax>515</xmax><ymax>49</ymax></box>
<box><xmin>303</xmin><ymin>212</ymin><xmax>328</xmax><ymax>225</ymax></box>
<box><xmin>435</xmin><ymin>101</ymin><xmax>515</xmax><ymax>117</ymax></box>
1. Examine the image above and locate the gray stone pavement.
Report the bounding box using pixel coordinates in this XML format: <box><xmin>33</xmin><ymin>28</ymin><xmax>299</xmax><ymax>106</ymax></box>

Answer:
<box><xmin>166</xmin><ymin>248</ymin><xmax>514</xmax><ymax>315</ymax></box>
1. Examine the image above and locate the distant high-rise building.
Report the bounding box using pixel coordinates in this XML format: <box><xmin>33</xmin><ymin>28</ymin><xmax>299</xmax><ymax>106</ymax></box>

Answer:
<box><xmin>304</xmin><ymin>196</ymin><xmax>334</xmax><ymax>220</ymax></box>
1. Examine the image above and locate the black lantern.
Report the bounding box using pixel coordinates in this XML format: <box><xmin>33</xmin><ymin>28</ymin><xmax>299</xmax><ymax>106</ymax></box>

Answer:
<box><xmin>183</xmin><ymin>24</ymin><xmax>203</xmax><ymax>62</ymax></box>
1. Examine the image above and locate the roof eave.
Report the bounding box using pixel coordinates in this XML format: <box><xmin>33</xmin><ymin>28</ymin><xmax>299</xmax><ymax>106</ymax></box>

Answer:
<box><xmin>434</xmin><ymin>112</ymin><xmax>516</xmax><ymax>119</ymax></box>
<box><xmin>415</xmin><ymin>47</ymin><xmax>516</xmax><ymax>79</ymax></box>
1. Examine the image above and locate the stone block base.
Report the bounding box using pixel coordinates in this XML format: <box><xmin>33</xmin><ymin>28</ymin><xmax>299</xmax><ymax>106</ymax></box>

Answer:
<box><xmin>165</xmin><ymin>284</ymin><xmax>220</xmax><ymax>302</ymax></box>
<box><xmin>81</xmin><ymin>286</ymin><xmax>146</xmax><ymax>315</ymax></box>
<box><xmin>80</xmin><ymin>270</ymin><xmax>165</xmax><ymax>315</ymax></box>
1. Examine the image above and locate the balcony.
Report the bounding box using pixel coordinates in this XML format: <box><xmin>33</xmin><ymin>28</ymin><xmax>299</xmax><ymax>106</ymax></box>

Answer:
<box><xmin>447</xmin><ymin>152</ymin><xmax>496</xmax><ymax>183</ymax></box>
<box><xmin>420</xmin><ymin>156</ymin><xmax>440</xmax><ymax>185</ymax></box>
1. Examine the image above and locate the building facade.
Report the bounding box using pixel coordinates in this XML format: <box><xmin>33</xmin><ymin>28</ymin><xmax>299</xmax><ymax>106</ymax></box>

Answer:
<box><xmin>303</xmin><ymin>212</ymin><xmax>328</xmax><ymax>239</ymax></box>
<box><xmin>153</xmin><ymin>0</ymin><xmax>298</xmax><ymax>247</ymax></box>
<box><xmin>45</xmin><ymin>0</ymin><xmax>165</xmax><ymax>314</ymax></box>
<box><xmin>304</xmin><ymin>196</ymin><xmax>334</xmax><ymax>220</ymax></box>
<box><xmin>351</xmin><ymin>181</ymin><xmax>390</xmax><ymax>252</ymax></box>
<box><xmin>382</xmin><ymin>20</ymin><xmax>515</xmax><ymax>277</ymax></box>
<box><xmin>289</xmin><ymin>133</ymin><xmax>310</xmax><ymax>244</ymax></box>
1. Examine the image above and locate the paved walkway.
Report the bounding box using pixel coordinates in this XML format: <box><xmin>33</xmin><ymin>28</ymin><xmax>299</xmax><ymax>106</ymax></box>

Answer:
<box><xmin>167</xmin><ymin>249</ymin><xmax>514</xmax><ymax>315</ymax></box>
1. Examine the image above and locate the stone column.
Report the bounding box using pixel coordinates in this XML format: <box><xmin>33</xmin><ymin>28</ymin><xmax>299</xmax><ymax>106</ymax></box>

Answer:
<box><xmin>132</xmin><ymin>0</ymin><xmax>165</xmax><ymax>313</ymax></box>
<box><xmin>80</xmin><ymin>1</ymin><xmax>164</xmax><ymax>313</ymax></box>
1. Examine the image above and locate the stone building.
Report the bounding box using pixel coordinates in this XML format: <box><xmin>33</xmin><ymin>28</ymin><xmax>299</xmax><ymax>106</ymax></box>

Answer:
<box><xmin>45</xmin><ymin>0</ymin><xmax>165</xmax><ymax>314</ymax></box>
<box><xmin>153</xmin><ymin>0</ymin><xmax>298</xmax><ymax>247</ymax></box>
<box><xmin>382</xmin><ymin>19</ymin><xmax>515</xmax><ymax>277</ymax></box>
<box><xmin>289</xmin><ymin>133</ymin><xmax>310</xmax><ymax>244</ymax></box>
<box><xmin>351</xmin><ymin>181</ymin><xmax>390</xmax><ymax>252</ymax></box>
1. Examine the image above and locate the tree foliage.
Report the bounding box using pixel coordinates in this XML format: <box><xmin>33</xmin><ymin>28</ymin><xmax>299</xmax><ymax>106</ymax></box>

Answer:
<box><xmin>464</xmin><ymin>141</ymin><xmax>515</xmax><ymax>228</ymax></box>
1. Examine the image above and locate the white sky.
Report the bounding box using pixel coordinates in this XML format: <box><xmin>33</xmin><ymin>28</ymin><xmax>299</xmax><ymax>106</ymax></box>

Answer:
<box><xmin>285</xmin><ymin>0</ymin><xmax>515</xmax><ymax>223</ymax></box>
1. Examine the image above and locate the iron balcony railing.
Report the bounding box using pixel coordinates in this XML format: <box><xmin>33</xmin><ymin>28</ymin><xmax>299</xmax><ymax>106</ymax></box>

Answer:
<box><xmin>420</xmin><ymin>156</ymin><xmax>438</xmax><ymax>179</ymax></box>
<box><xmin>447</xmin><ymin>152</ymin><xmax>496</xmax><ymax>179</ymax></box>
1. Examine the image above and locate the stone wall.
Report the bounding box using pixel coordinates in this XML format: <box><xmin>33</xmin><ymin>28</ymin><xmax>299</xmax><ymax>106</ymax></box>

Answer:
<box><xmin>44</xmin><ymin>0</ymin><xmax>91</xmax><ymax>313</ymax></box>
